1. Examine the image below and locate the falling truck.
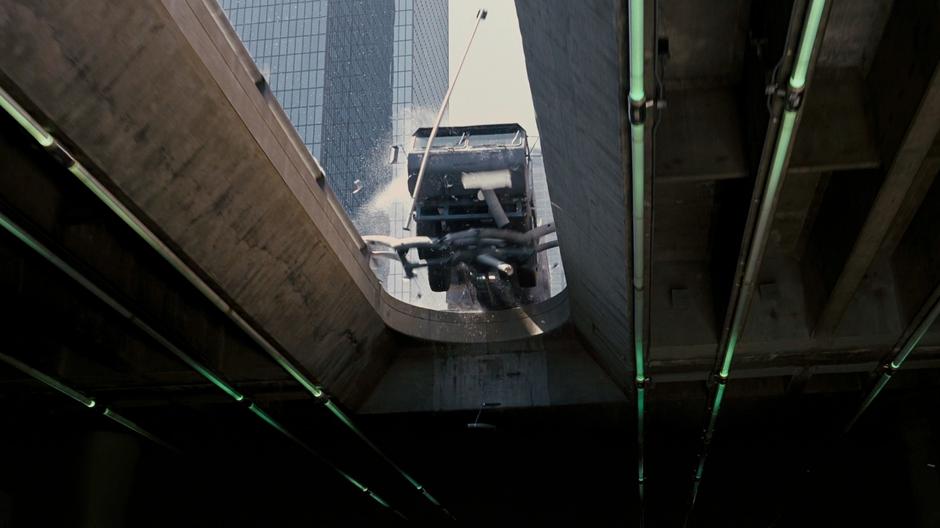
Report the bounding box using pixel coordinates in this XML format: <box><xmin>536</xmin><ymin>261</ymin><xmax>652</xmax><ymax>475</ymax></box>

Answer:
<box><xmin>365</xmin><ymin>123</ymin><xmax>556</xmax><ymax>309</ymax></box>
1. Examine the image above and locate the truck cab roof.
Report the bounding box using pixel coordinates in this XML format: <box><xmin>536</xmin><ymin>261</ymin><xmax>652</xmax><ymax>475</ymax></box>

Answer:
<box><xmin>410</xmin><ymin>123</ymin><xmax>528</xmax><ymax>152</ymax></box>
<box><xmin>411</xmin><ymin>123</ymin><xmax>526</xmax><ymax>138</ymax></box>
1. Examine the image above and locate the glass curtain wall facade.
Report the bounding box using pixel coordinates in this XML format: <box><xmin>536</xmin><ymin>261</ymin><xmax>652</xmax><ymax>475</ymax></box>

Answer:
<box><xmin>219</xmin><ymin>0</ymin><xmax>448</xmax><ymax>305</ymax></box>
<box><xmin>219</xmin><ymin>0</ymin><xmax>329</xmax><ymax>157</ymax></box>
<box><xmin>320</xmin><ymin>0</ymin><xmax>395</xmax><ymax>221</ymax></box>
<box><xmin>384</xmin><ymin>0</ymin><xmax>449</xmax><ymax>305</ymax></box>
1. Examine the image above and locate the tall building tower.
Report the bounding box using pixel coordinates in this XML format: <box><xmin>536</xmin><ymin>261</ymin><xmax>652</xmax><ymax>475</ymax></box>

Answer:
<box><xmin>320</xmin><ymin>1</ymin><xmax>395</xmax><ymax>217</ymax></box>
<box><xmin>218</xmin><ymin>0</ymin><xmax>331</xmax><ymax>158</ymax></box>
<box><xmin>219</xmin><ymin>0</ymin><xmax>448</xmax><ymax>304</ymax></box>
<box><xmin>383</xmin><ymin>0</ymin><xmax>449</xmax><ymax>305</ymax></box>
<box><xmin>218</xmin><ymin>0</ymin><xmax>394</xmax><ymax>219</ymax></box>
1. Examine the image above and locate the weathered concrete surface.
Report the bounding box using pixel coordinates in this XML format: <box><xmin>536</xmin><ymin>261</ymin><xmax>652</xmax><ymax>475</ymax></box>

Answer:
<box><xmin>360</xmin><ymin>325</ymin><xmax>625</xmax><ymax>413</ymax></box>
<box><xmin>813</xmin><ymin>0</ymin><xmax>940</xmax><ymax>335</ymax></box>
<box><xmin>514</xmin><ymin>0</ymin><xmax>940</xmax><ymax>389</ymax></box>
<box><xmin>4</xmin><ymin>0</ymin><xmax>940</xmax><ymax>419</ymax></box>
<box><xmin>0</xmin><ymin>0</ymin><xmax>575</xmax><ymax>406</ymax></box>
<box><xmin>516</xmin><ymin>0</ymin><xmax>633</xmax><ymax>392</ymax></box>
<box><xmin>0</xmin><ymin>120</ymin><xmax>294</xmax><ymax>395</ymax></box>
<box><xmin>0</xmin><ymin>0</ymin><xmax>389</xmax><ymax>405</ymax></box>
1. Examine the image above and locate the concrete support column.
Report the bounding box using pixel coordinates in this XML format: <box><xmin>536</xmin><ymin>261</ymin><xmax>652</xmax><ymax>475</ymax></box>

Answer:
<box><xmin>77</xmin><ymin>431</ymin><xmax>141</xmax><ymax>528</ymax></box>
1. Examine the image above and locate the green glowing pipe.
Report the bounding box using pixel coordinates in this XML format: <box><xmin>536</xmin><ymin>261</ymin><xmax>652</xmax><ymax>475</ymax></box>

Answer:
<box><xmin>718</xmin><ymin>110</ymin><xmax>796</xmax><ymax>378</ymax></box>
<box><xmin>716</xmin><ymin>0</ymin><xmax>825</xmax><ymax>379</ymax></box>
<box><xmin>0</xmin><ymin>210</ymin><xmax>245</xmax><ymax>403</ymax></box>
<box><xmin>687</xmin><ymin>380</ymin><xmax>724</xmax><ymax>513</ymax></box>
<box><xmin>0</xmin><ymin>86</ymin><xmax>53</xmax><ymax>147</ymax></box>
<box><xmin>690</xmin><ymin>479</ymin><xmax>701</xmax><ymax>506</ymax></box>
<box><xmin>248</xmin><ymin>403</ymin><xmax>402</xmax><ymax>515</ymax></box>
<box><xmin>3</xmin><ymin>77</ymin><xmax>442</xmax><ymax>519</ymax></box>
<box><xmin>324</xmin><ymin>399</ymin><xmax>452</xmax><ymax>516</ymax></box>
<box><xmin>627</xmin><ymin>0</ymin><xmax>646</xmax><ymax>378</ymax></box>
<box><xmin>891</xmin><ymin>297</ymin><xmax>940</xmax><ymax>369</ymax></box>
<box><xmin>0</xmin><ymin>351</ymin><xmax>96</xmax><ymax>408</ymax></box>
<box><xmin>0</xmin><ymin>210</ymin><xmax>399</xmax><ymax>506</ymax></box>
<box><xmin>248</xmin><ymin>403</ymin><xmax>313</xmax><ymax>454</ymax></box>
<box><xmin>705</xmin><ymin>382</ymin><xmax>726</xmax><ymax>435</ymax></box>
<box><xmin>0</xmin><ymin>212</ymin><xmax>131</xmax><ymax>318</ymax></box>
<box><xmin>103</xmin><ymin>407</ymin><xmax>178</xmax><ymax>452</ymax></box>
<box><xmin>66</xmin><ymin>162</ymin><xmax>325</xmax><ymax>400</ymax></box>
<box><xmin>627</xmin><ymin>1</ymin><xmax>648</xmax><ymax>522</ymax></box>
<box><xmin>0</xmin><ymin>349</ymin><xmax>177</xmax><ymax>450</ymax></box>
<box><xmin>632</xmin><ymin>122</ymin><xmax>646</xmax><ymax>383</ymax></box>
<box><xmin>846</xmin><ymin>296</ymin><xmax>940</xmax><ymax>432</ymax></box>
<box><xmin>132</xmin><ymin>319</ymin><xmax>245</xmax><ymax>401</ymax></box>
<box><xmin>69</xmin><ymin>149</ymin><xmax>443</xmax><ymax>505</ymax></box>
<box><xmin>628</xmin><ymin>0</ymin><xmax>644</xmax><ymax>103</ymax></box>
<box><xmin>688</xmin><ymin>1</ymin><xmax>826</xmax><ymax>514</ymax></box>
<box><xmin>844</xmin><ymin>372</ymin><xmax>892</xmax><ymax>433</ymax></box>
<box><xmin>0</xmin><ymin>211</ymin><xmax>396</xmax><ymax>508</ymax></box>
<box><xmin>637</xmin><ymin>385</ymin><xmax>646</xmax><ymax>482</ymax></box>
<box><xmin>789</xmin><ymin>0</ymin><xmax>827</xmax><ymax>90</ymax></box>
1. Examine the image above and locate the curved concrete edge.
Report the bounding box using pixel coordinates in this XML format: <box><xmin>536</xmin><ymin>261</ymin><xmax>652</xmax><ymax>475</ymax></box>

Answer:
<box><xmin>378</xmin><ymin>289</ymin><xmax>570</xmax><ymax>343</ymax></box>
<box><xmin>190</xmin><ymin>0</ymin><xmax>571</xmax><ymax>343</ymax></box>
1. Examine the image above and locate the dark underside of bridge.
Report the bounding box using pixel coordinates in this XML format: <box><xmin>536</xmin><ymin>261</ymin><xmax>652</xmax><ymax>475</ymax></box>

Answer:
<box><xmin>2</xmin><ymin>0</ymin><xmax>940</xmax><ymax>527</ymax></box>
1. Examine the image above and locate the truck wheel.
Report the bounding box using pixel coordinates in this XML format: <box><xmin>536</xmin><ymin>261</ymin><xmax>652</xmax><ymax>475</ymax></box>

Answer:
<box><xmin>517</xmin><ymin>267</ymin><xmax>537</xmax><ymax>288</ymax></box>
<box><xmin>416</xmin><ymin>222</ymin><xmax>440</xmax><ymax>260</ymax></box>
<box><xmin>428</xmin><ymin>265</ymin><xmax>451</xmax><ymax>292</ymax></box>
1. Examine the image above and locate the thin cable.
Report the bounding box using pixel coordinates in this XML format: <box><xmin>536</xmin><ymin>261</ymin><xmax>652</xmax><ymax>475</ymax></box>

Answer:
<box><xmin>406</xmin><ymin>9</ymin><xmax>487</xmax><ymax>230</ymax></box>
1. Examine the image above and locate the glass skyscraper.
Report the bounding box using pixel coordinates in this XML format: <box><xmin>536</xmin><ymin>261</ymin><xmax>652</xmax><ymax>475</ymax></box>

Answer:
<box><xmin>384</xmin><ymin>0</ymin><xmax>449</xmax><ymax>305</ymax></box>
<box><xmin>320</xmin><ymin>0</ymin><xmax>395</xmax><ymax>216</ymax></box>
<box><xmin>219</xmin><ymin>0</ymin><xmax>448</xmax><ymax>304</ymax></box>
<box><xmin>219</xmin><ymin>0</ymin><xmax>330</xmax><ymax>157</ymax></box>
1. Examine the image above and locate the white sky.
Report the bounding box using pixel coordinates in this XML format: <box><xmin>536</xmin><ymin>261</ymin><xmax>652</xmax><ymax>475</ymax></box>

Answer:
<box><xmin>447</xmin><ymin>0</ymin><xmax>540</xmax><ymax>139</ymax></box>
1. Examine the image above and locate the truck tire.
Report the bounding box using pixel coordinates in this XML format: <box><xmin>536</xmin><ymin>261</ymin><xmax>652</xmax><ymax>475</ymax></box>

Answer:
<box><xmin>416</xmin><ymin>222</ymin><xmax>440</xmax><ymax>260</ymax></box>
<box><xmin>428</xmin><ymin>265</ymin><xmax>451</xmax><ymax>292</ymax></box>
<box><xmin>517</xmin><ymin>266</ymin><xmax>537</xmax><ymax>288</ymax></box>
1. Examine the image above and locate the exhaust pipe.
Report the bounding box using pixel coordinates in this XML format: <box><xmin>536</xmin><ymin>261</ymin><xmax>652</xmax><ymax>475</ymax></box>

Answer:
<box><xmin>476</xmin><ymin>253</ymin><xmax>513</xmax><ymax>275</ymax></box>
<box><xmin>481</xmin><ymin>189</ymin><xmax>511</xmax><ymax>228</ymax></box>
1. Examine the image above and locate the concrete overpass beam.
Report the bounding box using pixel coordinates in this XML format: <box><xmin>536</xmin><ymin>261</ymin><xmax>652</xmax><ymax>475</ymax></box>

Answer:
<box><xmin>813</xmin><ymin>0</ymin><xmax>940</xmax><ymax>336</ymax></box>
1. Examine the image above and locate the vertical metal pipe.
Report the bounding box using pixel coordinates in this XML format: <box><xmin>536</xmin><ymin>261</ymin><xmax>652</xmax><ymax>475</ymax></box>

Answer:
<box><xmin>789</xmin><ymin>0</ymin><xmax>827</xmax><ymax>90</ymax></box>
<box><xmin>628</xmin><ymin>0</ymin><xmax>645</xmax><ymax>103</ymax></box>
<box><xmin>627</xmin><ymin>0</ymin><xmax>649</xmax><ymax>523</ymax></box>
<box><xmin>684</xmin><ymin>0</ymin><xmax>827</xmax><ymax>520</ymax></box>
<box><xmin>631</xmin><ymin>121</ymin><xmax>646</xmax><ymax>384</ymax></box>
